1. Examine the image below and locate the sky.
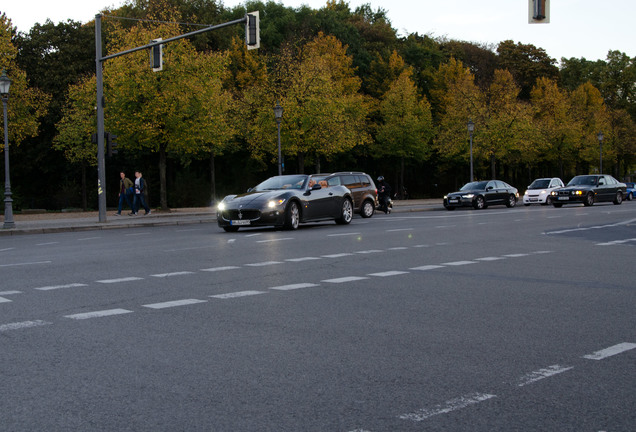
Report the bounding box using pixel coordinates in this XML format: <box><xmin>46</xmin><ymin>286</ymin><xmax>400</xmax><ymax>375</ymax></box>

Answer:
<box><xmin>2</xmin><ymin>0</ymin><xmax>635</xmax><ymax>63</ymax></box>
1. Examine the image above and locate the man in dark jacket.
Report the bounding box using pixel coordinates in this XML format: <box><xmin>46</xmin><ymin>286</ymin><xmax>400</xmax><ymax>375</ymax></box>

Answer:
<box><xmin>377</xmin><ymin>176</ymin><xmax>392</xmax><ymax>214</ymax></box>
<box><xmin>115</xmin><ymin>171</ymin><xmax>134</xmax><ymax>216</ymax></box>
<box><xmin>132</xmin><ymin>171</ymin><xmax>151</xmax><ymax>216</ymax></box>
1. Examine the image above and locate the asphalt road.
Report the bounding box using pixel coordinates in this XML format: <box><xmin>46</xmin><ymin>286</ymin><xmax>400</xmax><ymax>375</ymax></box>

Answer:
<box><xmin>1</xmin><ymin>203</ymin><xmax>635</xmax><ymax>431</ymax></box>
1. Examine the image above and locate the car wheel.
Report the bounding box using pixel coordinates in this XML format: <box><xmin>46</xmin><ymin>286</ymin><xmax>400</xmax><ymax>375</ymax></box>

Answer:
<box><xmin>473</xmin><ymin>196</ymin><xmax>486</xmax><ymax>210</ymax></box>
<box><xmin>361</xmin><ymin>200</ymin><xmax>375</xmax><ymax>218</ymax></box>
<box><xmin>628</xmin><ymin>192</ymin><xmax>633</xmax><ymax>201</ymax></box>
<box><xmin>613</xmin><ymin>191</ymin><xmax>623</xmax><ymax>205</ymax></box>
<box><xmin>505</xmin><ymin>194</ymin><xmax>516</xmax><ymax>208</ymax></box>
<box><xmin>553</xmin><ymin>203</ymin><xmax>563</xmax><ymax>208</ymax></box>
<box><xmin>284</xmin><ymin>201</ymin><xmax>300</xmax><ymax>230</ymax></box>
<box><xmin>223</xmin><ymin>226</ymin><xmax>239</xmax><ymax>232</ymax></box>
<box><xmin>583</xmin><ymin>193</ymin><xmax>594</xmax><ymax>206</ymax></box>
<box><xmin>336</xmin><ymin>198</ymin><xmax>353</xmax><ymax>225</ymax></box>
<box><xmin>545</xmin><ymin>195</ymin><xmax>553</xmax><ymax>206</ymax></box>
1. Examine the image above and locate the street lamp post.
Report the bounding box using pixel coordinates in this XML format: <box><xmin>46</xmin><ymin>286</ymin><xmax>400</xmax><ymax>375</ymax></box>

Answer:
<box><xmin>273</xmin><ymin>101</ymin><xmax>284</xmax><ymax>176</ymax></box>
<box><xmin>467</xmin><ymin>119</ymin><xmax>475</xmax><ymax>182</ymax></box>
<box><xmin>1</xmin><ymin>70</ymin><xmax>14</xmax><ymax>229</ymax></box>
<box><xmin>597</xmin><ymin>131</ymin><xmax>604</xmax><ymax>173</ymax></box>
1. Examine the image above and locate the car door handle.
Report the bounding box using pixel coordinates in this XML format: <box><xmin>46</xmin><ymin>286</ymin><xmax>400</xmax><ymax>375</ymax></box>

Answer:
<box><xmin>329</xmin><ymin>192</ymin><xmax>334</xmax><ymax>196</ymax></box>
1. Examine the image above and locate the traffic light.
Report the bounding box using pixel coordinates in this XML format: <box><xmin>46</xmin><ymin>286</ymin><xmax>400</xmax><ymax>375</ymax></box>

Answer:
<box><xmin>246</xmin><ymin>11</ymin><xmax>260</xmax><ymax>50</ymax></box>
<box><xmin>529</xmin><ymin>0</ymin><xmax>550</xmax><ymax>23</ymax></box>
<box><xmin>106</xmin><ymin>132</ymin><xmax>119</xmax><ymax>157</ymax></box>
<box><xmin>150</xmin><ymin>38</ymin><xmax>163</xmax><ymax>71</ymax></box>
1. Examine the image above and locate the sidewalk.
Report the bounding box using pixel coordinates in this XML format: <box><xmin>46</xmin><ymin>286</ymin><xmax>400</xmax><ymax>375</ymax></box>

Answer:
<box><xmin>0</xmin><ymin>199</ymin><xmax>441</xmax><ymax>236</ymax></box>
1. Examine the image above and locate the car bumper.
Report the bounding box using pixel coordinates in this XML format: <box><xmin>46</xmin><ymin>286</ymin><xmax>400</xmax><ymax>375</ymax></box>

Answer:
<box><xmin>523</xmin><ymin>194</ymin><xmax>547</xmax><ymax>204</ymax></box>
<box><xmin>551</xmin><ymin>195</ymin><xmax>585</xmax><ymax>204</ymax></box>
<box><xmin>217</xmin><ymin>208</ymin><xmax>286</xmax><ymax>228</ymax></box>
<box><xmin>444</xmin><ymin>197</ymin><xmax>473</xmax><ymax>208</ymax></box>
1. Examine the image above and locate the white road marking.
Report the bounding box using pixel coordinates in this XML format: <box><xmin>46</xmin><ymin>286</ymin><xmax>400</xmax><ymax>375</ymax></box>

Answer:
<box><xmin>596</xmin><ymin>238</ymin><xmax>636</xmax><ymax>246</ymax></box>
<box><xmin>150</xmin><ymin>271</ymin><xmax>195</xmax><ymax>278</ymax></box>
<box><xmin>474</xmin><ymin>256</ymin><xmax>504</xmax><ymax>261</ymax></box>
<box><xmin>0</xmin><ymin>320</ymin><xmax>52</xmax><ymax>332</ymax></box>
<box><xmin>517</xmin><ymin>365</ymin><xmax>573</xmax><ymax>387</ymax></box>
<box><xmin>388</xmin><ymin>247</ymin><xmax>408</xmax><ymax>250</ymax></box>
<box><xmin>322</xmin><ymin>276</ymin><xmax>369</xmax><ymax>284</ymax></box>
<box><xmin>210</xmin><ymin>291</ymin><xmax>266</xmax><ymax>299</ymax></box>
<box><xmin>245</xmin><ymin>261</ymin><xmax>283</xmax><ymax>267</ymax></box>
<box><xmin>228</xmin><ymin>239</ymin><xmax>236</xmax><ymax>243</ymax></box>
<box><xmin>386</xmin><ymin>228</ymin><xmax>413</xmax><ymax>232</ymax></box>
<box><xmin>503</xmin><ymin>253</ymin><xmax>528</xmax><ymax>258</ymax></box>
<box><xmin>269</xmin><ymin>283</ymin><xmax>320</xmax><ymax>291</ymax></box>
<box><xmin>328</xmin><ymin>232</ymin><xmax>360</xmax><ymax>237</ymax></box>
<box><xmin>142</xmin><ymin>299</ymin><xmax>207</xmax><ymax>309</ymax></box>
<box><xmin>0</xmin><ymin>261</ymin><xmax>52</xmax><ymax>268</ymax></box>
<box><xmin>441</xmin><ymin>261</ymin><xmax>476</xmax><ymax>266</ymax></box>
<box><xmin>256</xmin><ymin>238</ymin><xmax>294</xmax><ymax>243</ymax></box>
<box><xmin>533</xmin><ymin>250</ymin><xmax>553</xmax><ymax>254</ymax></box>
<box><xmin>410</xmin><ymin>265</ymin><xmax>444</xmax><ymax>271</ymax></box>
<box><xmin>399</xmin><ymin>393</ymin><xmax>496</xmax><ymax>422</ymax></box>
<box><xmin>0</xmin><ymin>248</ymin><xmax>15</xmax><ymax>252</ymax></box>
<box><xmin>368</xmin><ymin>271</ymin><xmax>410</xmax><ymax>277</ymax></box>
<box><xmin>0</xmin><ymin>290</ymin><xmax>21</xmax><ymax>295</ymax></box>
<box><xmin>285</xmin><ymin>257</ymin><xmax>321</xmax><ymax>262</ymax></box>
<box><xmin>322</xmin><ymin>253</ymin><xmax>353</xmax><ymax>258</ymax></box>
<box><xmin>583</xmin><ymin>343</ymin><xmax>636</xmax><ymax>360</ymax></box>
<box><xmin>356</xmin><ymin>250</ymin><xmax>383</xmax><ymax>254</ymax></box>
<box><xmin>35</xmin><ymin>283</ymin><xmax>89</xmax><ymax>291</ymax></box>
<box><xmin>245</xmin><ymin>233</ymin><xmax>262</xmax><ymax>237</ymax></box>
<box><xmin>0</xmin><ymin>297</ymin><xmax>11</xmax><ymax>303</ymax></box>
<box><xmin>412</xmin><ymin>244</ymin><xmax>430</xmax><ymax>248</ymax></box>
<box><xmin>36</xmin><ymin>242</ymin><xmax>59</xmax><ymax>246</ymax></box>
<box><xmin>436</xmin><ymin>242</ymin><xmax>450</xmax><ymax>246</ymax></box>
<box><xmin>545</xmin><ymin>218</ymin><xmax>636</xmax><ymax>234</ymax></box>
<box><xmin>96</xmin><ymin>277</ymin><xmax>143</xmax><ymax>284</ymax></box>
<box><xmin>77</xmin><ymin>237</ymin><xmax>101</xmax><ymax>241</ymax></box>
<box><xmin>200</xmin><ymin>266</ymin><xmax>240</xmax><ymax>272</ymax></box>
<box><xmin>64</xmin><ymin>309</ymin><xmax>133</xmax><ymax>320</ymax></box>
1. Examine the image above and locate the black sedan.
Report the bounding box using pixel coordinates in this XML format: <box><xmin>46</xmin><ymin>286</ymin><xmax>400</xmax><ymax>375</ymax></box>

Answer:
<box><xmin>550</xmin><ymin>174</ymin><xmax>626</xmax><ymax>207</ymax></box>
<box><xmin>444</xmin><ymin>180</ymin><xmax>519</xmax><ymax>210</ymax></box>
<box><xmin>217</xmin><ymin>174</ymin><xmax>354</xmax><ymax>231</ymax></box>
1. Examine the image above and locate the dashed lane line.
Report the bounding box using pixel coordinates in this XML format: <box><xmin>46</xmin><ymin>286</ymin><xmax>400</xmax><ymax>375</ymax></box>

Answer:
<box><xmin>0</xmin><ymin>261</ymin><xmax>52</xmax><ymax>268</ymax></box>
<box><xmin>35</xmin><ymin>283</ymin><xmax>88</xmax><ymax>291</ymax></box>
<box><xmin>244</xmin><ymin>261</ymin><xmax>283</xmax><ymax>267</ymax></box>
<box><xmin>582</xmin><ymin>342</ymin><xmax>636</xmax><ymax>360</ymax></box>
<box><xmin>256</xmin><ymin>238</ymin><xmax>294</xmax><ymax>243</ymax></box>
<box><xmin>96</xmin><ymin>277</ymin><xmax>144</xmax><ymax>284</ymax></box>
<box><xmin>322</xmin><ymin>276</ymin><xmax>369</xmax><ymax>284</ymax></box>
<box><xmin>269</xmin><ymin>283</ymin><xmax>320</xmax><ymax>291</ymax></box>
<box><xmin>285</xmin><ymin>257</ymin><xmax>321</xmax><ymax>262</ymax></box>
<box><xmin>0</xmin><ymin>297</ymin><xmax>11</xmax><ymax>303</ymax></box>
<box><xmin>150</xmin><ymin>271</ymin><xmax>195</xmax><ymax>278</ymax></box>
<box><xmin>327</xmin><ymin>232</ymin><xmax>360</xmax><ymax>237</ymax></box>
<box><xmin>399</xmin><ymin>392</ymin><xmax>497</xmax><ymax>422</ymax></box>
<box><xmin>0</xmin><ymin>291</ymin><xmax>22</xmax><ymax>295</ymax></box>
<box><xmin>210</xmin><ymin>291</ymin><xmax>266</xmax><ymax>299</ymax></box>
<box><xmin>0</xmin><ymin>320</ymin><xmax>52</xmax><ymax>332</ymax></box>
<box><xmin>321</xmin><ymin>253</ymin><xmax>354</xmax><ymax>258</ymax></box>
<box><xmin>0</xmin><ymin>247</ymin><xmax>15</xmax><ymax>252</ymax></box>
<box><xmin>356</xmin><ymin>250</ymin><xmax>383</xmax><ymax>254</ymax></box>
<box><xmin>64</xmin><ymin>309</ymin><xmax>133</xmax><ymax>320</ymax></box>
<box><xmin>517</xmin><ymin>365</ymin><xmax>574</xmax><ymax>387</ymax></box>
<box><xmin>200</xmin><ymin>266</ymin><xmax>240</xmax><ymax>272</ymax></box>
<box><xmin>475</xmin><ymin>256</ymin><xmax>505</xmax><ymax>261</ymax></box>
<box><xmin>142</xmin><ymin>299</ymin><xmax>207</xmax><ymax>309</ymax></box>
<box><xmin>368</xmin><ymin>271</ymin><xmax>410</xmax><ymax>277</ymax></box>
<box><xmin>441</xmin><ymin>260</ymin><xmax>477</xmax><ymax>266</ymax></box>
<box><xmin>410</xmin><ymin>265</ymin><xmax>444</xmax><ymax>271</ymax></box>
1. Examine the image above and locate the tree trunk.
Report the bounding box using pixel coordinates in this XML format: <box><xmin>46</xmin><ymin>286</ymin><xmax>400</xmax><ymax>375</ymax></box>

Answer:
<box><xmin>490</xmin><ymin>154</ymin><xmax>496</xmax><ymax>179</ymax></box>
<box><xmin>315</xmin><ymin>153</ymin><xmax>321</xmax><ymax>174</ymax></box>
<box><xmin>400</xmin><ymin>157</ymin><xmax>405</xmax><ymax>199</ymax></box>
<box><xmin>297</xmin><ymin>153</ymin><xmax>305</xmax><ymax>174</ymax></box>
<box><xmin>159</xmin><ymin>145</ymin><xmax>168</xmax><ymax>210</ymax></box>
<box><xmin>81</xmin><ymin>164</ymin><xmax>87</xmax><ymax>211</ymax></box>
<box><xmin>210</xmin><ymin>153</ymin><xmax>216</xmax><ymax>204</ymax></box>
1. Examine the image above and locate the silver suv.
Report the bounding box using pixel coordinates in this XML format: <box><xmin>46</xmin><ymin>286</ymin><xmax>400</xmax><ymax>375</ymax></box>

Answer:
<box><xmin>312</xmin><ymin>172</ymin><xmax>378</xmax><ymax>217</ymax></box>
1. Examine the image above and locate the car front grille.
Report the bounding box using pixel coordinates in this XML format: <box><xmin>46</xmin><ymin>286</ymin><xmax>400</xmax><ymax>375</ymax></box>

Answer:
<box><xmin>556</xmin><ymin>190</ymin><xmax>571</xmax><ymax>196</ymax></box>
<box><xmin>221</xmin><ymin>209</ymin><xmax>261</xmax><ymax>220</ymax></box>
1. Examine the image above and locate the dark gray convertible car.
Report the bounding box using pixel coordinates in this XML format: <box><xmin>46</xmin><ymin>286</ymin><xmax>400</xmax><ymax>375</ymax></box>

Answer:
<box><xmin>217</xmin><ymin>174</ymin><xmax>354</xmax><ymax>231</ymax></box>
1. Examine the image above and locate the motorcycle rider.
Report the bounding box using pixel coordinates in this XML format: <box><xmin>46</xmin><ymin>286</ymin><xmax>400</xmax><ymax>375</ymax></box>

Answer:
<box><xmin>377</xmin><ymin>176</ymin><xmax>392</xmax><ymax>214</ymax></box>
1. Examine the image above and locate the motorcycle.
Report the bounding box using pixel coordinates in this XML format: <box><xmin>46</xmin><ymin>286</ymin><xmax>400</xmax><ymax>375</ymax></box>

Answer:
<box><xmin>377</xmin><ymin>193</ymin><xmax>393</xmax><ymax>214</ymax></box>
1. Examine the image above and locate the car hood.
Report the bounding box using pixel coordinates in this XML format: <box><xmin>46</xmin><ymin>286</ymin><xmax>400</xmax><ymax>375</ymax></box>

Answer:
<box><xmin>559</xmin><ymin>185</ymin><xmax>595</xmax><ymax>191</ymax></box>
<box><xmin>448</xmin><ymin>188</ymin><xmax>483</xmax><ymax>196</ymax></box>
<box><xmin>222</xmin><ymin>190</ymin><xmax>287</xmax><ymax>207</ymax></box>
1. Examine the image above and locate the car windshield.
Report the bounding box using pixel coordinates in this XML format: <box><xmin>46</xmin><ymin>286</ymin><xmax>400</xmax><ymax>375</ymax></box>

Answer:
<box><xmin>253</xmin><ymin>175</ymin><xmax>308</xmax><ymax>191</ymax></box>
<box><xmin>528</xmin><ymin>179</ymin><xmax>550</xmax><ymax>189</ymax></box>
<box><xmin>460</xmin><ymin>181</ymin><xmax>489</xmax><ymax>191</ymax></box>
<box><xmin>567</xmin><ymin>176</ymin><xmax>598</xmax><ymax>186</ymax></box>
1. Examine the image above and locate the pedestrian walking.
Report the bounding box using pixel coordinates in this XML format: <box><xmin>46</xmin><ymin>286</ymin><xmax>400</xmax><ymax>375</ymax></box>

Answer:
<box><xmin>132</xmin><ymin>171</ymin><xmax>151</xmax><ymax>216</ymax></box>
<box><xmin>115</xmin><ymin>171</ymin><xmax>134</xmax><ymax>216</ymax></box>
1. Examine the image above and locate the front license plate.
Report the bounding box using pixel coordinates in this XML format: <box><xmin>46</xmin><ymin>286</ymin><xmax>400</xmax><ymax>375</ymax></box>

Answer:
<box><xmin>448</xmin><ymin>199</ymin><xmax>459</xmax><ymax>203</ymax></box>
<box><xmin>230</xmin><ymin>220</ymin><xmax>250</xmax><ymax>226</ymax></box>
<box><xmin>558</xmin><ymin>197</ymin><xmax>569</xmax><ymax>201</ymax></box>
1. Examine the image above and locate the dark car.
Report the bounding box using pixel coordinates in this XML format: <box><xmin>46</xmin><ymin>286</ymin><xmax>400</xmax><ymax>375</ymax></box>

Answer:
<box><xmin>550</xmin><ymin>174</ymin><xmax>626</xmax><ymax>207</ymax></box>
<box><xmin>217</xmin><ymin>174</ymin><xmax>354</xmax><ymax>231</ymax></box>
<box><xmin>444</xmin><ymin>180</ymin><xmax>519</xmax><ymax>210</ymax></box>
<box><xmin>625</xmin><ymin>182</ymin><xmax>635</xmax><ymax>201</ymax></box>
<box><xmin>311</xmin><ymin>172</ymin><xmax>378</xmax><ymax>218</ymax></box>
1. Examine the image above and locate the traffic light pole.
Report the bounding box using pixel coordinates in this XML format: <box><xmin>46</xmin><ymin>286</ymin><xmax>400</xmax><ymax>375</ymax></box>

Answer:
<box><xmin>94</xmin><ymin>13</ymin><xmax>255</xmax><ymax>222</ymax></box>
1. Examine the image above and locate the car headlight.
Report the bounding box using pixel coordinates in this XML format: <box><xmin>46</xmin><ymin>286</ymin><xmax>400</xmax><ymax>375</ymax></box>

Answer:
<box><xmin>574</xmin><ymin>190</ymin><xmax>583</xmax><ymax>196</ymax></box>
<box><xmin>551</xmin><ymin>191</ymin><xmax>558</xmax><ymax>196</ymax></box>
<box><xmin>462</xmin><ymin>194</ymin><xmax>475</xmax><ymax>199</ymax></box>
<box><xmin>217</xmin><ymin>202</ymin><xmax>226</xmax><ymax>211</ymax></box>
<box><xmin>267</xmin><ymin>198</ymin><xmax>286</xmax><ymax>208</ymax></box>
<box><xmin>524</xmin><ymin>190</ymin><xmax>529</xmax><ymax>196</ymax></box>
<box><xmin>540</xmin><ymin>189</ymin><xmax>547</xmax><ymax>194</ymax></box>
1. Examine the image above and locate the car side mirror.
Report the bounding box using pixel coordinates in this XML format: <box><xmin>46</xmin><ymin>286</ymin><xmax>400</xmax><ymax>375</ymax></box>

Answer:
<box><xmin>247</xmin><ymin>187</ymin><xmax>254</xmax><ymax>193</ymax></box>
<box><xmin>486</xmin><ymin>186</ymin><xmax>493</xmax><ymax>191</ymax></box>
